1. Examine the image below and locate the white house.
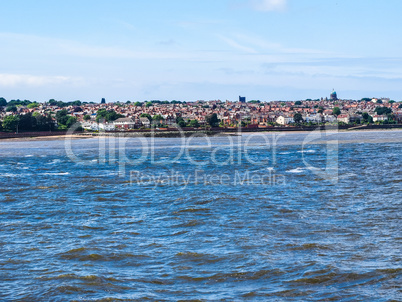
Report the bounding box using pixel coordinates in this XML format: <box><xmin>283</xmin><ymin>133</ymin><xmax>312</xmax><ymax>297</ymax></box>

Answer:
<box><xmin>337</xmin><ymin>114</ymin><xmax>350</xmax><ymax>124</ymax></box>
<box><xmin>114</xmin><ymin>117</ymin><xmax>136</xmax><ymax>130</ymax></box>
<box><xmin>372</xmin><ymin>115</ymin><xmax>388</xmax><ymax>122</ymax></box>
<box><xmin>323</xmin><ymin>114</ymin><xmax>337</xmax><ymax>123</ymax></box>
<box><xmin>276</xmin><ymin>116</ymin><xmax>294</xmax><ymax>125</ymax></box>
<box><xmin>304</xmin><ymin>113</ymin><xmax>322</xmax><ymax>123</ymax></box>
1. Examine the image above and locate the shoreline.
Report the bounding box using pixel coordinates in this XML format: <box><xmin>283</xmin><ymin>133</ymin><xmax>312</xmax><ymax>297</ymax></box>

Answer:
<box><xmin>0</xmin><ymin>127</ymin><xmax>401</xmax><ymax>142</ymax></box>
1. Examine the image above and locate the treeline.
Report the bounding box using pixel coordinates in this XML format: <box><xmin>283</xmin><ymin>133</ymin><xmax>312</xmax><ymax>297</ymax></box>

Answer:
<box><xmin>0</xmin><ymin>109</ymin><xmax>84</xmax><ymax>132</ymax></box>
<box><xmin>0</xmin><ymin>113</ymin><xmax>55</xmax><ymax>132</ymax></box>
<box><xmin>0</xmin><ymin>97</ymin><xmax>187</xmax><ymax>108</ymax></box>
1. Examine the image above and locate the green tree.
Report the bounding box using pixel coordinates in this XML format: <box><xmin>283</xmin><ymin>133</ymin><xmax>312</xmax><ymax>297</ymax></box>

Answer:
<box><xmin>56</xmin><ymin>109</ymin><xmax>69</xmax><ymax>126</ymax></box>
<box><xmin>374</xmin><ymin>106</ymin><xmax>392</xmax><ymax>115</ymax></box>
<box><xmin>205</xmin><ymin>113</ymin><xmax>219</xmax><ymax>127</ymax></box>
<box><xmin>27</xmin><ymin>102</ymin><xmax>39</xmax><ymax>109</ymax></box>
<box><xmin>140</xmin><ymin>113</ymin><xmax>152</xmax><ymax>121</ymax></box>
<box><xmin>95</xmin><ymin>109</ymin><xmax>122</xmax><ymax>122</ymax></box>
<box><xmin>189</xmin><ymin>119</ymin><xmax>200</xmax><ymax>128</ymax></box>
<box><xmin>0</xmin><ymin>97</ymin><xmax>7</xmax><ymax>107</ymax></box>
<box><xmin>362</xmin><ymin>112</ymin><xmax>369</xmax><ymax>122</ymax></box>
<box><xmin>34</xmin><ymin>114</ymin><xmax>54</xmax><ymax>131</ymax></box>
<box><xmin>18</xmin><ymin>113</ymin><xmax>35</xmax><ymax>131</ymax></box>
<box><xmin>83</xmin><ymin>114</ymin><xmax>91</xmax><ymax>121</ymax></box>
<box><xmin>175</xmin><ymin>117</ymin><xmax>186</xmax><ymax>127</ymax></box>
<box><xmin>2</xmin><ymin>115</ymin><xmax>19</xmax><ymax>132</ymax></box>
<box><xmin>152</xmin><ymin>114</ymin><xmax>164</xmax><ymax>121</ymax></box>
<box><xmin>293</xmin><ymin>113</ymin><xmax>303</xmax><ymax>124</ymax></box>
<box><xmin>134</xmin><ymin>101</ymin><xmax>142</xmax><ymax>107</ymax></box>
<box><xmin>333</xmin><ymin>107</ymin><xmax>341</xmax><ymax>116</ymax></box>
<box><xmin>294</xmin><ymin>101</ymin><xmax>302</xmax><ymax>106</ymax></box>
<box><xmin>96</xmin><ymin>108</ymin><xmax>108</xmax><ymax>122</ymax></box>
<box><xmin>6</xmin><ymin>105</ymin><xmax>17</xmax><ymax>113</ymax></box>
<box><xmin>146</xmin><ymin>102</ymin><xmax>153</xmax><ymax>107</ymax></box>
<box><xmin>66</xmin><ymin>116</ymin><xmax>78</xmax><ymax>128</ymax></box>
<box><xmin>48</xmin><ymin>99</ymin><xmax>57</xmax><ymax>106</ymax></box>
<box><xmin>106</xmin><ymin>110</ymin><xmax>124</xmax><ymax>122</ymax></box>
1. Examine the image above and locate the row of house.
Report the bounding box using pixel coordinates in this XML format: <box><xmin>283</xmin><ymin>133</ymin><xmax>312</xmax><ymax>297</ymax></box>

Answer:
<box><xmin>2</xmin><ymin>94</ymin><xmax>401</xmax><ymax>128</ymax></box>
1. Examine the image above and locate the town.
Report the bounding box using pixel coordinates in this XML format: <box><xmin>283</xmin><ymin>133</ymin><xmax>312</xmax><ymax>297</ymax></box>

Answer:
<box><xmin>1</xmin><ymin>90</ymin><xmax>402</xmax><ymax>133</ymax></box>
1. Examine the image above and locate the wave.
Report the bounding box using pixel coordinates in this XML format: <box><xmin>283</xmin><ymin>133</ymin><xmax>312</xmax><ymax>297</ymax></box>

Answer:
<box><xmin>287</xmin><ymin>168</ymin><xmax>306</xmax><ymax>173</ymax></box>
<box><xmin>40</xmin><ymin>172</ymin><xmax>70</xmax><ymax>176</ymax></box>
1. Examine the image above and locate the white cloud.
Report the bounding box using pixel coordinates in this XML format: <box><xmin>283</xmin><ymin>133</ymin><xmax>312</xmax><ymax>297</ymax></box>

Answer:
<box><xmin>0</xmin><ymin>74</ymin><xmax>81</xmax><ymax>87</ymax></box>
<box><xmin>217</xmin><ymin>35</ymin><xmax>258</xmax><ymax>54</ymax></box>
<box><xmin>251</xmin><ymin>0</ymin><xmax>287</xmax><ymax>12</ymax></box>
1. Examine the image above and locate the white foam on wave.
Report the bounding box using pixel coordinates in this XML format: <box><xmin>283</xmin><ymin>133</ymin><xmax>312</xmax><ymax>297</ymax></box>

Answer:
<box><xmin>297</xmin><ymin>149</ymin><xmax>316</xmax><ymax>153</ymax></box>
<box><xmin>46</xmin><ymin>159</ymin><xmax>62</xmax><ymax>165</ymax></box>
<box><xmin>287</xmin><ymin>167</ymin><xmax>306</xmax><ymax>173</ymax></box>
<box><xmin>1</xmin><ymin>173</ymin><xmax>19</xmax><ymax>177</ymax></box>
<box><xmin>41</xmin><ymin>172</ymin><xmax>70</xmax><ymax>176</ymax></box>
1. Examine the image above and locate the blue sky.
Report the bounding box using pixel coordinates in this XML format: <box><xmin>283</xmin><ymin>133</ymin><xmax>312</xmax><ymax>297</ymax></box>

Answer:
<box><xmin>1</xmin><ymin>0</ymin><xmax>402</xmax><ymax>102</ymax></box>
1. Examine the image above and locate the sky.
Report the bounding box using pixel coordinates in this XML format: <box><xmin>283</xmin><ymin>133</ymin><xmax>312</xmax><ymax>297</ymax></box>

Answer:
<box><xmin>1</xmin><ymin>0</ymin><xmax>402</xmax><ymax>103</ymax></box>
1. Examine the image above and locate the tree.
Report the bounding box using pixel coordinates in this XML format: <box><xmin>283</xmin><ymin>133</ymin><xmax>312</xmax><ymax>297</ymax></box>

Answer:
<box><xmin>18</xmin><ymin>113</ymin><xmax>35</xmax><ymax>131</ymax></box>
<box><xmin>96</xmin><ymin>109</ymin><xmax>122</xmax><ymax>122</ymax></box>
<box><xmin>27</xmin><ymin>102</ymin><xmax>39</xmax><ymax>109</ymax></box>
<box><xmin>48</xmin><ymin>99</ymin><xmax>57</xmax><ymax>106</ymax></box>
<box><xmin>205</xmin><ymin>113</ymin><xmax>219</xmax><ymax>127</ymax></box>
<box><xmin>0</xmin><ymin>97</ymin><xmax>7</xmax><ymax>107</ymax></box>
<box><xmin>399</xmin><ymin>104</ymin><xmax>402</xmax><ymax>109</ymax></box>
<box><xmin>83</xmin><ymin>115</ymin><xmax>91</xmax><ymax>121</ymax></box>
<box><xmin>101</xmin><ymin>98</ymin><xmax>106</xmax><ymax>104</ymax></box>
<box><xmin>152</xmin><ymin>114</ymin><xmax>164</xmax><ymax>121</ymax></box>
<box><xmin>293</xmin><ymin>113</ymin><xmax>303</xmax><ymax>124</ymax></box>
<box><xmin>34</xmin><ymin>114</ymin><xmax>54</xmax><ymax>131</ymax></box>
<box><xmin>189</xmin><ymin>119</ymin><xmax>200</xmax><ymax>128</ymax></box>
<box><xmin>2</xmin><ymin>115</ymin><xmax>19</xmax><ymax>132</ymax></box>
<box><xmin>134</xmin><ymin>102</ymin><xmax>142</xmax><ymax>107</ymax></box>
<box><xmin>374</xmin><ymin>106</ymin><xmax>392</xmax><ymax>115</ymax></box>
<box><xmin>389</xmin><ymin>100</ymin><xmax>395</xmax><ymax>104</ymax></box>
<box><xmin>140</xmin><ymin>113</ymin><xmax>152</xmax><ymax>121</ymax></box>
<box><xmin>6</xmin><ymin>105</ymin><xmax>17</xmax><ymax>113</ymax></box>
<box><xmin>56</xmin><ymin>109</ymin><xmax>69</xmax><ymax>126</ymax></box>
<box><xmin>106</xmin><ymin>110</ymin><xmax>124</xmax><ymax>122</ymax></box>
<box><xmin>66</xmin><ymin>116</ymin><xmax>78</xmax><ymax>128</ymax></box>
<box><xmin>294</xmin><ymin>101</ymin><xmax>302</xmax><ymax>106</ymax></box>
<box><xmin>145</xmin><ymin>102</ymin><xmax>153</xmax><ymax>107</ymax></box>
<box><xmin>333</xmin><ymin>107</ymin><xmax>341</xmax><ymax>116</ymax></box>
<box><xmin>175</xmin><ymin>117</ymin><xmax>186</xmax><ymax>127</ymax></box>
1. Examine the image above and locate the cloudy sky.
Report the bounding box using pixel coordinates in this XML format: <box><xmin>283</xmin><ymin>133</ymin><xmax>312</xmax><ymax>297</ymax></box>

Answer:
<box><xmin>1</xmin><ymin>0</ymin><xmax>402</xmax><ymax>102</ymax></box>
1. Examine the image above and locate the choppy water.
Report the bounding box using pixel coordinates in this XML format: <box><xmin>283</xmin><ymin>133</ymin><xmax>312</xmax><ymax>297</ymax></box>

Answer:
<box><xmin>0</xmin><ymin>130</ymin><xmax>401</xmax><ymax>301</ymax></box>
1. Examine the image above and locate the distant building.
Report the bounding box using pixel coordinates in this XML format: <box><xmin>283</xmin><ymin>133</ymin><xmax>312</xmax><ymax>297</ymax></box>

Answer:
<box><xmin>239</xmin><ymin>96</ymin><xmax>246</xmax><ymax>103</ymax></box>
<box><xmin>330</xmin><ymin>89</ymin><xmax>338</xmax><ymax>101</ymax></box>
<box><xmin>276</xmin><ymin>115</ymin><xmax>294</xmax><ymax>125</ymax></box>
